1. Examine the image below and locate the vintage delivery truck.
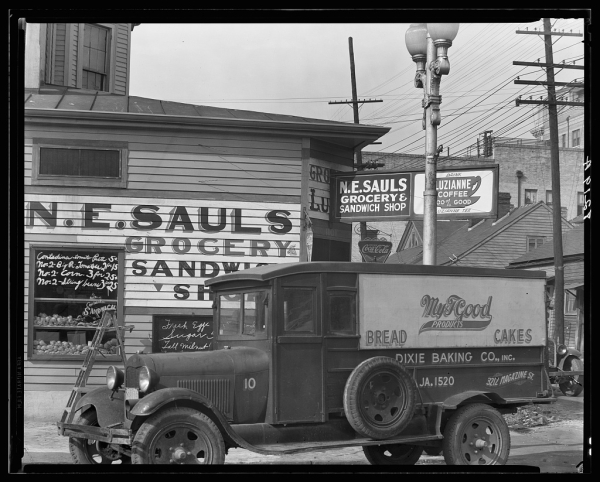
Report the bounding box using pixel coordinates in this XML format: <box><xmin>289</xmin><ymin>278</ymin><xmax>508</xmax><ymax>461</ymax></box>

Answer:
<box><xmin>58</xmin><ymin>262</ymin><xmax>556</xmax><ymax>466</ymax></box>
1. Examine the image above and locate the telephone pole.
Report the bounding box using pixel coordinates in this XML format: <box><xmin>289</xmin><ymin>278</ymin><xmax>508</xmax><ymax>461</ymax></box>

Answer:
<box><xmin>514</xmin><ymin>20</ymin><xmax>583</xmax><ymax>345</ymax></box>
<box><xmin>329</xmin><ymin>37</ymin><xmax>383</xmax><ymax>240</ymax></box>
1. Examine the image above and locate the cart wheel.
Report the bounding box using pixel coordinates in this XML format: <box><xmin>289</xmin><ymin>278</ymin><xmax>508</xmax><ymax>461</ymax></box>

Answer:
<box><xmin>343</xmin><ymin>357</ymin><xmax>416</xmax><ymax>439</ymax></box>
<box><xmin>363</xmin><ymin>444</ymin><xmax>423</xmax><ymax>465</ymax></box>
<box><xmin>131</xmin><ymin>407</ymin><xmax>225</xmax><ymax>464</ymax></box>
<box><xmin>69</xmin><ymin>410</ymin><xmax>131</xmax><ymax>464</ymax></box>
<box><xmin>423</xmin><ymin>446</ymin><xmax>443</xmax><ymax>456</ymax></box>
<box><xmin>559</xmin><ymin>357</ymin><xmax>584</xmax><ymax>397</ymax></box>
<box><xmin>442</xmin><ymin>404</ymin><xmax>510</xmax><ymax>465</ymax></box>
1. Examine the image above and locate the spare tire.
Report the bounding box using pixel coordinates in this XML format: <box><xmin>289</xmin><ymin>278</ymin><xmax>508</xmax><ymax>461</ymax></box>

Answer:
<box><xmin>343</xmin><ymin>357</ymin><xmax>416</xmax><ymax>439</ymax></box>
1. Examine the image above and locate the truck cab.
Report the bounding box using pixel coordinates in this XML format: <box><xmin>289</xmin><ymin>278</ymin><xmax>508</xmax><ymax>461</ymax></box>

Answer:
<box><xmin>60</xmin><ymin>262</ymin><xmax>555</xmax><ymax>466</ymax></box>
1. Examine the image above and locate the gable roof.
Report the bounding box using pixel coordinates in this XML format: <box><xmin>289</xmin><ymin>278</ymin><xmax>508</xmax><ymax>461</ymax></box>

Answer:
<box><xmin>396</xmin><ymin>220</ymin><xmax>469</xmax><ymax>252</ymax></box>
<box><xmin>387</xmin><ymin>202</ymin><xmax>573</xmax><ymax>266</ymax></box>
<box><xmin>507</xmin><ymin>226</ymin><xmax>584</xmax><ymax>268</ymax></box>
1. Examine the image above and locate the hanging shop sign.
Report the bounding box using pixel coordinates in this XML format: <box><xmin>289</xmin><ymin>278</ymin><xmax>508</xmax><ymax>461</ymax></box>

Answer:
<box><xmin>357</xmin><ymin>239</ymin><xmax>393</xmax><ymax>263</ymax></box>
<box><xmin>330</xmin><ymin>165</ymin><xmax>498</xmax><ymax>222</ymax></box>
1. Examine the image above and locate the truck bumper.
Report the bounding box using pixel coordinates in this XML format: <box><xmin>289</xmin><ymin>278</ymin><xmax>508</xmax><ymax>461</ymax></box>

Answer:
<box><xmin>57</xmin><ymin>421</ymin><xmax>132</xmax><ymax>445</ymax></box>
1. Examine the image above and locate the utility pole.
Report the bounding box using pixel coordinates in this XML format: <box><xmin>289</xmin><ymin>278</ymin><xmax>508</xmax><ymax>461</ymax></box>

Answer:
<box><xmin>329</xmin><ymin>37</ymin><xmax>383</xmax><ymax>240</ymax></box>
<box><xmin>514</xmin><ymin>20</ymin><xmax>583</xmax><ymax>345</ymax></box>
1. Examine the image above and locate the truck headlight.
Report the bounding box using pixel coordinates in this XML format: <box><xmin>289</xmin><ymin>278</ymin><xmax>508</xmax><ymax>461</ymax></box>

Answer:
<box><xmin>106</xmin><ymin>366</ymin><xmax>124</xmax><ymax>390</ymax></box>
<box><xmin>557</xmin><ymin>344</ymin><xmax>568</xmax><ymax>355</ymax></box>
<box><xmin>139</xmin><ymin>366</ymin><xmax>159</xmax><ymax>393</ymax></box>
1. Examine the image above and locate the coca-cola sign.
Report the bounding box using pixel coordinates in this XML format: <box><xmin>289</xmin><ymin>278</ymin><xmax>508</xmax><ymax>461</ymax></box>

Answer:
<box><xmin>358</xmin><ymin>240</ymin><xmax>393</xmax><ymax>263</ymax></box>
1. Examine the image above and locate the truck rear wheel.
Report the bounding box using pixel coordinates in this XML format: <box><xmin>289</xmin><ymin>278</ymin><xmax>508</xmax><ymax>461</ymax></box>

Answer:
<box><xmin>131</xmin><ymin>407</ymin><xmax>225</xmax><ymax>464</ymax></box>
<box><xmin>69</xmin><ymin>410</ymin><xmax>131</xmax><ymax>464</ymax></box>
<box><xmin>363</xmin><ymin>444</ymin><xmax>423</xmax><ymax>465</ymax></box>
<box><xmin>343</xmin><ymin>357</ymin><xmax>416</xmax><ymax>439</ymax></box>
<box><xmin>442</xmin><ymin>404</ymin><xmax>510</xmax><ymax>465</ymax></box>
<box><xmin>558</xmin><ymin>356</ymin><xmax>584</xmax><ymax>397</ymax></box>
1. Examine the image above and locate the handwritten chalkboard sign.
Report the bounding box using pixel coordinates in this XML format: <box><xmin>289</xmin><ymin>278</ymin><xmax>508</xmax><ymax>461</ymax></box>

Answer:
<box><xmin>153</xmin><ymin>315</ymin><xmax>214</xmax><ymax>353</ymax></box>
<box><xmin>35</xmin><ymin>249</ymin><xmax>119</xmax><ymax>300</ymax></box>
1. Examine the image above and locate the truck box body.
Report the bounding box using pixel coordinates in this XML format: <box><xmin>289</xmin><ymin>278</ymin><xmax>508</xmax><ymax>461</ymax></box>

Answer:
<box><xmin>205</xmin><ymin>262</ymin><xmax>550</xmax><ymax>418</ymax></box>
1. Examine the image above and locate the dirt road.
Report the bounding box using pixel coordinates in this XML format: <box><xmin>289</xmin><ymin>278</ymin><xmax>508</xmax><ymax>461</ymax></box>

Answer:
<box><xmin>16</xmin><ymin>393</ymin><xmax>585</xmax><ymax>472</ymax></box>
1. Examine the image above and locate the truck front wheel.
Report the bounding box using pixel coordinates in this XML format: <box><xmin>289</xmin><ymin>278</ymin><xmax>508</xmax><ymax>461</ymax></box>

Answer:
<box><xmin>363</xmin><ymin>444</ymin><xmax>423</xmax><ymax>465</ymax></box>
<box><xmin>343</xmin><ymin>357</ymin><xmax>416</xmax><ymax>439</ymax></box>
<box><xmin>131</xmin><ymin>407</ymin><xmax>225</xmax><ymax>464</ymax></box>
<box><xmin>442</xmin><ymin>404</ymin><xmax>510</xmax><ymax>465</ymax></box>
<box><xmin>69</xmin><ymin>410</ymin><xmax>131</xmax><ymax>464</ymax></box>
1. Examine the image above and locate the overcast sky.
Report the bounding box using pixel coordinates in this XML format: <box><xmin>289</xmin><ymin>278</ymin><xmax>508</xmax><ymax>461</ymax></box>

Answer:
<box><xmin>128</xmin><ymin>18</ymin><xmax>586</xmax><ymax>156</ymax></box>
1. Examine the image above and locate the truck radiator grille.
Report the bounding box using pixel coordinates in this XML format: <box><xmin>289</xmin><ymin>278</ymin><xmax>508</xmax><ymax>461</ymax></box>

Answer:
<box><xmin>177</xmin><ymin>379</ymin><xmax>230</xmax><ymax>414</ymax></box>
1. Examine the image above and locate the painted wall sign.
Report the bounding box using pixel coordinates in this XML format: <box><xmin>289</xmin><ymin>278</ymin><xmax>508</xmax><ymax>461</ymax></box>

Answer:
<box><xmin>358</xmin><ymin>273</ymin><xmax>546</xmax><ymax>349</ymax></box>
<box><xmin>153</xmin><ymin>315</ymin><xmax>213</xmax><ymax>352</ymax></box>
<box><xmin>26</xmin><ymin>195</ymin><xmax>301</xmax><ymax>308</ymax></box>
<box><xmin>307</xmin><ymin>159</ymin><xmax>352</xmax><ymax>222</ymax></box>
<box><xmin>331</xmin><ymin>165</ymin><xmax>498</xmax><ymax>222</ymax></box>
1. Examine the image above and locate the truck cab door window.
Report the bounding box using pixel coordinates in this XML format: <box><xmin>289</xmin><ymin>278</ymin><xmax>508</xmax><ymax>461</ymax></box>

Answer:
<box><xmin>328</xmin><ymin>292</ymin><xmax>356</xmax><ymax>335</ymax></box>
<box><xmin>283</xmin><ymin>288</ymin><xmax>315</xmax><ymax>333</ymax></box>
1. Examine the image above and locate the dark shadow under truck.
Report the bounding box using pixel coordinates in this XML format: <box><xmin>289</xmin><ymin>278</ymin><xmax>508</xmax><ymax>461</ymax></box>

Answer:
<box><xmin>58</xmin><ymin>262</ymin><xmax>556</xmax><ymax>466</ymax></box>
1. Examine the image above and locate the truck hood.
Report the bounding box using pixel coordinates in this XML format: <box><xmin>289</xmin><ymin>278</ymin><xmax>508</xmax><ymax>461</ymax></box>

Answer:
<box><xmin>126</xmin><ymin>346</ymin><xmax>268</xmax><ymax>378</ymax></box>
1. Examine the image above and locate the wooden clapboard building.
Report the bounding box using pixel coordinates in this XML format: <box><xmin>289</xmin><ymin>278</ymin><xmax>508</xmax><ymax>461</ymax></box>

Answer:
<box><xmin>22</xmin><ymin>22</ymin><xmax>389</xmax><ymax>418</ymax></box>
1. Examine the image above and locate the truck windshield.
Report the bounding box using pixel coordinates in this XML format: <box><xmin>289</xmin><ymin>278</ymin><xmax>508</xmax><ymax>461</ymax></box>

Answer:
<box><xmin>218</xmin><ymin>291</ymin><xmax>268</xmax><ymax>338</ymax></box>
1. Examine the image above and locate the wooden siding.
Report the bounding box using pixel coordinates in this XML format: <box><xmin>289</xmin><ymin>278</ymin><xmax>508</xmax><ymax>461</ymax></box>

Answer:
<box><xmin>67</xmin><ymin>23</ymin><xmax>79</xmax><ymax>87</ymax></box>
<box><xmin>25</xmin><ymin>127</ymin><xmax>303</xmax><ymax>201</ymax></box>
<box><xmin>52</xmin><ymin>24</ymin><xmax>66</xmax><ymax>85</ymax></box>
<box><xmin>457</xmin><ymin>207</ymin><xmax>572</xmax><ymax>269</ymax></box>
<box><xmin>564</xmin><ymin>260</ymin><xmax>584</xmax><ymax>287</ymax></box>
<box><xmin>24</xmin><ymin>122</ymin><xmax>304</xmax><ymax>392</ymax></box>
<box><xmin>113</xmin><ymin>24</ymin><xmax>130</xmax><ymax>95</ymax></box>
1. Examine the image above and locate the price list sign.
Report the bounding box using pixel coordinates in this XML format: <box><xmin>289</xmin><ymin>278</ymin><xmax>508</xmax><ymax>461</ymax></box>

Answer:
<box><xmin>35</xmin><ymin>250</ymin><xmax>119</xmax><ymax>299</ymax></box>
<box><xmin>153</xmin><ymin>315</ymin><xmax>214</xmax><ymax>353</ymax></box>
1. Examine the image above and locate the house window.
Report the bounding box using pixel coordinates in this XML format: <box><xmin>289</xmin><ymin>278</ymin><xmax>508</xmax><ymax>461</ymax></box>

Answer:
<box><xmin>29</xmin><ymin>247</ymin><xmax>124</xmax><ymax>360</ymax></box>
<box><xmin>527</xmin><ymin>236</ymin><xmax>545</xmax><ymax>251</ymax></box>
<box><xmin>546</xmin><ymin>190</ymin><xmax>553</xmax><ymax>205</ymax></box>
<box><xmin>572</xmin><ymin>129</ymin><xmax>581</xmax><ymax>147</ymax></box>
<box><xmin>32</xmin><ymin>140</ymin><xmax>127</xmax><ymax>188</ymax></box>
<box><xmin>81</xmin><ymin>24</ymin><xmax>110</xmax><ymax>91</ymax></box>
<box><xmin>577</xmin><ymin>192</ymin><xmax>585</xmax><ymax>216</ymax></box>
<box><xmin>40</xmin><ymin>147</ymin><xmax>120</xmax><ymax>177</ymax></box>
<box><xmin>561</xmin><ymin>134</ymin><xmax>566</xmax><ymax>148</ymax></box>
<box><xmin>565</xmin><ymin>291</ymin><xmax>577</xmax><ymax>315</ymax></box>
<box><xmin>524</xmin><ymin>189</ymin><xmax>537</xmax><ymax>205</ymax></box>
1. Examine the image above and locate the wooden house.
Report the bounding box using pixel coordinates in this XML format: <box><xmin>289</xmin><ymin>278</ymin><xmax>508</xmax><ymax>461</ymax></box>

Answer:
<box><xmin>22</xmin><ymin>22</ymin><xmax>389</xmax><ymax>419</ymax></box>
<box><xmin>387</xmin><ymin>199</ymin><xmax>573</xmax><ymax>268</ymax></box>
<box><xmin>507</xmin><ymin>225</ymin><xmax>585</xmax><ymax>355</ymax></box>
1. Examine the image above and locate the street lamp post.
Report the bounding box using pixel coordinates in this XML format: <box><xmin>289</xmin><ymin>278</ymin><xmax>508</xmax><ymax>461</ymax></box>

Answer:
<box><xmin>405</xmin><ymin>23</ymin><xmax>459</xmax><ymax>265</ymax></box>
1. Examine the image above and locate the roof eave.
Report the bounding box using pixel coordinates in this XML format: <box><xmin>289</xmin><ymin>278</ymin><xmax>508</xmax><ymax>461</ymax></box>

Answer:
<box><xmin>24</xmin><ymin>107</ymin><xmax>390</xmax><ymax>145</ymax></box>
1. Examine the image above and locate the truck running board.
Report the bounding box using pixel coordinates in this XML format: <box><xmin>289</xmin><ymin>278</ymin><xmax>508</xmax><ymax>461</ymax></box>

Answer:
<box><xmin>248</xmin><ymin>434</ymin><xmax>443</xmax><ymax>456</ymax></box>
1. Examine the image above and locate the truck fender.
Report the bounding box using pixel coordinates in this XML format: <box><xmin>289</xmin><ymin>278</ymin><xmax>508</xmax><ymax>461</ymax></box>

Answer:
<box><xmin>442</xmin><ymin>390</ymin><xmax>505</xmax><ymax>409</ymax></box>
<box><xmin>128</xmin><ymin>387</ymin><xmax>276</xmax><ymax>455</ymax></box>
<box><xmin>558</xmin><ymin>350</ymin><xmax>582</xmax><ymax>370</ymax></box>
<box><xmin>129</xmin><ymin>387</ymin><xmax>219</xmax><ymax>418</ymax></box>
<box><xmin>72</xmin><ymin>386</ymin><xmax>125</xmax><ymax>428</ymax></box>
